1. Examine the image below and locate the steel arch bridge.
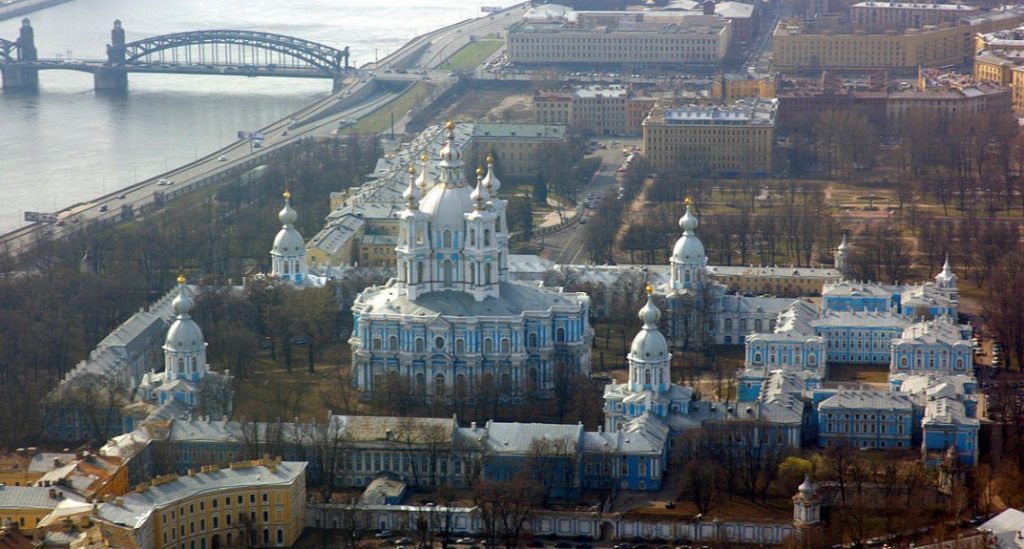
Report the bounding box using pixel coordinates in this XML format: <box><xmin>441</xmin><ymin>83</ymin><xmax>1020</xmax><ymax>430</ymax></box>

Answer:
<box><xmin>121</xmin><ymin>30</ymin><xmax>350</xmax><ymax>74</ymax></box>
<box><xmin>0</xmin><ymin>38</ymin><xmax>17</xmax><ymax>62</ymax></box>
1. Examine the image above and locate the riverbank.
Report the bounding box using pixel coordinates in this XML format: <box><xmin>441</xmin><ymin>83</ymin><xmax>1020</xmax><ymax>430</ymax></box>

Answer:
<box><xmin>0</xmin><ymin>0</ymin><xmax>73</xmax><ymax>21</ymax></box>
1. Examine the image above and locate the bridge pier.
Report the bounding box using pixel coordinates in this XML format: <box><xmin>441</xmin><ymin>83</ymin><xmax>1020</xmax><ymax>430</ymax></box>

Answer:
<box><xmin>0</xmin><ymin>63</ymin><xmax>39</xmax><ymax>91</ymax></box>
<box><xmin>93</xmin><ymin>66</ymin><xmax>127</xmax><ymax>92</ymax></box>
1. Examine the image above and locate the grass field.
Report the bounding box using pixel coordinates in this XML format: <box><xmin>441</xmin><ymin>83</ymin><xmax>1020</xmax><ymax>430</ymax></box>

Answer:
<box><xmin>349</xmin><ymin>81</ymin><xmax>431</xmax><ymax>134</ymax></box>
<box><xmin>439</xmin><ymin>39</ymin><xmax>503</xmax><ymax>71</ymax></box>
<box><xmin>232</xmin><ymin>342</ymin><xmax>352</xmax><ymax>422</ymax></box>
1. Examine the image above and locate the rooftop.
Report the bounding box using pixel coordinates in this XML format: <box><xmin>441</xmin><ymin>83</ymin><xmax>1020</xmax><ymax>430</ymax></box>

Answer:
<box><xmin>646</xmin><ymin>97</ymin><xmax>778</xmax><ymax>127</ymax></box>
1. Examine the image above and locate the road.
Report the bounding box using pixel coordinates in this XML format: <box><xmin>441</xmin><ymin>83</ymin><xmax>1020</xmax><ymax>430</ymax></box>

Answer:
<box><xmin>1</xmin><ymin>2</ymin><xmax>530</xmax><ymax>262</ymax></box>
<box><xmin>542</xmin><ymin>142</ymin><xmax>636</xmax><ymax>265</ymax></box>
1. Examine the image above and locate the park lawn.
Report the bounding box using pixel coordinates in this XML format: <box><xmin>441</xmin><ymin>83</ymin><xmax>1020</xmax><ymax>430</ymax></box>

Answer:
<box><xmin>232</xmin><ymin>342</ymin><xmax>352</xmax><ymax>422</ymax></box>
<box><xmin>439</xmin><ymin>39</ymin><xmax>503</xmax><ymax>71</ymax></box>
<box><xmin>828</xmin><ymin>363</ymin><xmax>889</xmax><ymax>384</ymax></box>
<box><xmin>628</xmin><ymin>495</ymin><xmax>793</xmax><ymax>521</ymax></box>
<box><xmin>349</xmin><ymin>81</ymin><xmax>431</xmax><ymax>134</ymax></box>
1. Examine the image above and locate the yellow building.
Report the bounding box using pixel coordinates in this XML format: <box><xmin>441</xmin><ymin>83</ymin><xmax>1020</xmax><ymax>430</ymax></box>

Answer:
<box><xmin>773</xmin><ymin>7</ymin><xmax>1024</xmax><ymax>72</ymax></box>
<box><xmin>707</xmin><ymin>265</ymin><xmax>843</xmax><ymax>296</ymax></box>
<box><xmin>94</xmin><ymin>459</ymin><xmax>306</xmax><ymax>549</ymax></box>
<box><xmin>0</xmin><ymin>486</ymin><xmax>79</xmax><ymax>529</ymax></box>
<box><xmin>642</xmin><ymin>97</ymin><xmax>776</xmax><ymax>175</ymax></box>
<box><xmin>710</xmin><ymin>73</ymin><xmax>777</xmax><ymax>102</ymax></box>
<box><xmin>0</xmin><ymin>451</ymin><xmax>79</xmax><ymax>488</ymax></box>
<box><xmin>974</xmin><ymin>52</ymin><xmax>1018</xmax><ymax>85</ymax></box>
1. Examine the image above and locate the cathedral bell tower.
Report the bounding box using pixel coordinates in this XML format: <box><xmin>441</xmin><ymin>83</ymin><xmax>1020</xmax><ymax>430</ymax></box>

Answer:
<box><xmin>397</xmin><ymin>164</ymin><xmax>431</xmax><ymax>301</ymax></box>
<box><xmin>163</xmin><ymin>275</ymin><xmax>208</xmax><ymax>385</ymax></box>
<box><xmin>464</xmin><ymin>166</ymin><xmax>501</xmax><ymax>301</ymax></box>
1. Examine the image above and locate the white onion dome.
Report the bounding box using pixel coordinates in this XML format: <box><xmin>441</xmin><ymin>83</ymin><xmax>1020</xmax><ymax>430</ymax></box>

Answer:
<box><xmin>165</xmin><ymin>276</ymin><xmax>204</xmax><ymax>354</ymax></box>
<box><xmin>798</xmin><ymin>474</ymin><xmax>815</xmax><ymax>496</ymax></box>
<box><xmin>416</xmin><ymin>153</ymin><xmax>430</xmax><ymax>193</ymax></box>
<box><xmin>278</xmin><ymin>191</ymin><xmax>298</xmax><ymax>225</ymax></box>
<box><xmin>470</xmin><ymin>167</ymin><xmax>490</xmax><ymax>210</ymax></box>
<box><xmin>272</xmin><ymin>191</ymin><xmax>305</xmax><ymax>255</ymax></box>
<box><xmin>838</xmin><ymin>233</ymin><xmax>849</xmax><ymax>252</ymax></box>
<box><xmin>482</xmin><ymin>154</ymin><xmax>502</xmax><ymax>194</ymax></box>
<box><xmin>629</xmin><ymin>286</ymin><xmax>668</xmax><ymax>362</ymax></box>
<box><xmin>403</xmin><ymin>166</ymin><xmax>421</xmax><ymax>208</ymax></box>
<box><xmin>679</xmin><ymin>203</ymin><xmax>698</xmax><ymax>232</ymax></box>
<box><xmin>438</xmin><ymin>120</ymin><xmax>463</xmax><ymax>173</ymax></box>
<box><xmin>672</xmin><ymin>203</ymin><xmax>705</xmax><ymax>263</ymax></box>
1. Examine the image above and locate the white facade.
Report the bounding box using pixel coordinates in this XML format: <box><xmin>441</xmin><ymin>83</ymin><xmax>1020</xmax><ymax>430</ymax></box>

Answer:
<box><xmin>351</xmin><ymin>123</ymin><xmax>593</xmax><ymax>398</ymax></box>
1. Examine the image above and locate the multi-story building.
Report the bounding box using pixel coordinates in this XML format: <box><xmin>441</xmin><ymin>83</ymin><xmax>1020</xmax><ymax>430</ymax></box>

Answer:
<box><xmin>349</xmin><ymin>123</ymin><xmax>593</xmax><ymax>398</ymax></box>
<box><xmin>773</xmin><ymin>7</ymin><xmax>1024</xmax><ymax>72</ymax></box>
<box><xmin>707</xmin><ymin>264</ymin><xmax>842</xmax><ymax>295</ymax></box>
<box><xmin>94</xmin><ymin>459</ymin><xmax>306</xmax><ymax>549</ymax></box>
<box><xmin>891</xmin><ymin>317</ymin><xmax>974</xmax><ymax>376</ymax></box>
<box><xmin>973</xmin><ymin>28</ymin><xmax>1024</xmax><ymax>110</ymax></box>
<box><xmin>850</xmin><ymin>1</ymin><xmax>978</xmax><ymax>32</ymax></box>
<box><xmin>535</xmin><ymin>85</ymin><xmax>658</xmax><ymax>136</ymax></box>
<box><xmin>508</xmin><ymin>11</ymin><xmax>731</xmax><ymax>65</ymax></box>
<box><xmin>642</xmin><ymin>97</ymin><xmax>776</xmax><ymax>175</ymax></box>
<box><xmin>470</xmin><ymin>123</ymin><xmax>568</xmax><ymax>178</ymax></box>
<box><xmin>817</xmin><ymin>390</ymin><xmax>915</xmax><ymax>449</ymax></box>
<box><xmin>0</xmin><ymin>486</ymin><xmax>81</xmax><ymax>530</ymax></box>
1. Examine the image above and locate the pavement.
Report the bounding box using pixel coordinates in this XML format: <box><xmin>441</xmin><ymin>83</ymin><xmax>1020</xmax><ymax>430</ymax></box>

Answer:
<box><xmin>540</xmin><ymin>141</ymin><xmax>635</xmax><ymax>265</ymax></box>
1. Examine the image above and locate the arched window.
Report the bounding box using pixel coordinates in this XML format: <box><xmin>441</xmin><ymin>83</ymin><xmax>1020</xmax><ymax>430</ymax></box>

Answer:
<box><xmin>372</xmin><ymin>338</ymin><xmax>382</xmax><ymax>351</ymax></box>
<box><xmin>739</xmin><ymin>319</ymin><xmax>748</xmax><ymax>333</ymax></box>
<box><xmin>755</xmin><ymin>319</ymin><xmax>763</xmax><ymax>332</ymax></box>
<box><xmin>470</xmin><ymin>264</ymin><xmax>477</xmax><ymax>285</ymax></box>
<box><xmin>495</xmin><ymin>217</ymin><xmax>501</xmax><ymax>232</ymax></box>
<box><xmin>501</xmin><ymin>373</ymin><xmax>512</xmax><ymax>393</ymax></box>
<box><xmin>484</xmin><ymin>338</ymin><xmax>494</xmax><ymax>354</ymax></box>
<box><xmin>416</xmin><ymin>373</ymin><xmax>426</xmax><ymax>394</ymax></box>
<box><xmin>435</xmin><ymin>336</ymin><xmax>445</xmax><ymax>350</ymax></box>
<box><xmin>900</xmin><ymin>356</ymin><xmax>908</xmax><ymax>368</ymax></box>
<box><xmin>484</xmin><ymin>229</ymin><xmax>491</xmax><ymax>246</ymax></box>
<box><xmin>684</xmin><ymin>270</ymin><xmax>690</xmax><ymax>282</ymax></box>
<box><xmin>485</xmin><ymin>263</ymin><xmax>492</xmax><ymax>285</ymax></box>
<box><xmin>443</xmin><ymin>230</ymin><xmax>452</xmax><ymax>248</ymax></box>
<box><xmin>283</xmin><ymin>262</ymin><xmax>290</xmax><ymax>274</ymax></box>
<box><xmin>644</xmin><ymin>369</ymin><xmax>651</xmax><ymax>385</ymax></box>
<box><xmin>389</xmin><ymin>335</ymin><xmax>398</xmax><ymax>351</ymax></box>
<box><xmin>501</xmin><ymin>338</ymin><xmax>511</xmax><ymax>354</ymax></box>
<box><xmin>754</xmin><ymin>352</ymin><xmax>762</xmax><ymax>364</ymax></box>
<box><xmin>724</xmin><ymin>318</ymin><xmax>733</xmax><ymax>331</ymax></box>
<box><xmin>415</xmin><ymin>338</ymin><xmax>425</xmax><ymax>353</ymax></box>
<box><xmin>556</xmin><ymin>327</ymin><xmax>566</xmax><ymax>342</ymax></box>
<box><xmin>434</xmin><ymin>374</ymin><xmax>446</xmax><ymax>397</ymax></box>
<box><xmin>177</xmin><ymin>358</ymin><xmax>185</xmax><ymax>373</ymax></box>
<box><xmin>416</xmin><ymin>226</ymin><xmax>424</xmax><ymax>245</ymax></box>
<box><xmin>456</xmin><ymin>374</ymin><xmax>467</xmax><ymax>395</ymax></box>
<box><xmin>808</xmin><ymin>354</ymin><xmax>817</xmax><ymax>366</ymax></box>
<box><xmin>456</xmin><ymin>339</ymin><xmax>465</xmax><ymax>354</ymax></box>
<box><xmin>191</xmin><ymin>357</ymin><xmax>198</xmax><ymax>373</ymax></box>
<box><xmin>443</xmin><ymin>260</ymin><xmax>453</xmax><ymax>287</ymax></box>
<box><xmin>528</xmin><ymin>367</ymin><xmax>538</xmax><ymax>384</ymax></box>
<box><xmin>469</xmin><ymin>229</ymin><xmax>476</xmax><ymax>246</ymax></box>
<box><xmin>528</xmin><ymin>333</ymin><xmax>538</xmax><ymax>348</ymax></box>
<box><xmin>955</xmin><ymin>358</ymin><xmax>964</xmax><ymax>370</ymax></box>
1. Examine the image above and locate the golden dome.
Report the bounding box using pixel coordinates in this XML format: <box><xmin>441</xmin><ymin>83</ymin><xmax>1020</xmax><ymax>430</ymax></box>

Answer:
<box><xmin>283</xmin><ymin>190</ymin><xmax>291</xmax><ymax>200</ymax></box>
<box><xmin>486</xmin><ymin>153</ymin><xmax>494</xmax><ymax>164</ymax></box>
<box><xmin>408</xmin><ymin>166</ymin><xmax>417</xmax><ymax>175</ymax></box>
<box><xmin>684</xmin><ymin>196</ymin><xmax>694</xmax><ymax>206</ymax></box>
<box><xmin>476</xmin><ymin>166</ymin><xmax>484</xmax><ymax>177</ymax></box>
<box><xmin>177</xmin><ymin>274</ymin><xmax>186</xmax><ymax>285</ymax></box>
<box><xmin>445</xmin><ymin>120</ymin><xmax>455</xmax><ymax>131</ymax></box>
<box><xmin>645</xmin><ymin>284</ymin><xmax>654</xmax><ymax>295</ymax></box>
<box><xmin>420</xmin><ymin>153</ymin><xmax>429</xmax><ymax>162</ymax></box>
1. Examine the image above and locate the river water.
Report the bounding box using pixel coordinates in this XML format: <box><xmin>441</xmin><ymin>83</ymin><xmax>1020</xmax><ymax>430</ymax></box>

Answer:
<box><xmin>0</xmin><ymin>0</ymin><xmax>511</xmax><ymax>232</ymax></box>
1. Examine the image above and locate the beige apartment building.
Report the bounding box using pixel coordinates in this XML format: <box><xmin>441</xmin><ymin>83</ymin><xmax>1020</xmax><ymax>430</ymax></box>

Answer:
<box><xmin>642</xmin><ymin>97</ymin><xmax>777</xmax><ymax>175</ymax></box>
<box><xmin>774</xmin><ymin>7</ymin><xmax>1024</xmax><ymax>72</ymax></box>
<box><xmin>508</xmin><ymin>14</ymin><xmax>731</xmax><ymax>65</ymax></box>
<box><xmin>534</xmin><ymin>85</ymin><xmax>629</xmax><ymax>135</ymax></box>
<box><xmin>850</xmin><ymin>1</ymin><xmax>978</xmax><ymax>31</ymax></box>
<box><xmin>974</xmin><ymin>27</ymin><xmax>1024</xmax><ymax>110</ymax></box>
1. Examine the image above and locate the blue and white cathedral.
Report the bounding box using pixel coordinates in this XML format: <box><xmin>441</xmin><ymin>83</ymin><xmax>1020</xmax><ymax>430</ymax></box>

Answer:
<box><xmin>350</xmin><ymin>122</ymin><xmax>593</xmax><ymax>398</ymax></box>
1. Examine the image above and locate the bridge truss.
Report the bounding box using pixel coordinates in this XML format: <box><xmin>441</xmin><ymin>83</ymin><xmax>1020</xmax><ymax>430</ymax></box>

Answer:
<box><xmin>0</xmin><ymin>38</ymin><xmax>17</xmax><ymax>62</ymax></box>
<box><xmin>122</xmin><ymin>30</ymin><xmax>349</xmax><ymax>74</ymax></box>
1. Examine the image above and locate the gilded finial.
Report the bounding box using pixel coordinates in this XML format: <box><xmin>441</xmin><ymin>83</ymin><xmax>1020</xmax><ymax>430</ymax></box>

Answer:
<box><xmin>177</xmin><ymin>274</ymin><xmax>186</xmax><ymax>285</ymax></box>
<box><xmin>408</xmin><ymin>166</ymin><xmax>417</xmax><ymax>175</ymax></box>
<box><xmin>486</xmin><ymin>153</ymin><xmax>494</xmax><ymax>164</ymax></box>
<box><xmin>476</xmin><ymin>166</ymin><xmax>484</xmax><ymax>177</ymax></box>
<box><xmin>420</xmin><ymin>153</ymin><xmax>429</xmax><ymax>162</ymax></box>
<box><xmin>684</xmin><ymin>196</ymin><xmax>694</xmax><ymax>206</ymax></box>
<box><xmin>645</xmin><ymin>284</ymin><xmax>654</xmax><ymax>295</ymax></box>
<box><xmin>445</xmin><ymin>120</ymin><xmax>455</xmax><ymax>132</ymax></box>
<box><xmin>283</xmin><ymin>190</ymin><xmax>291</xmax><ymax>200</ymax></box>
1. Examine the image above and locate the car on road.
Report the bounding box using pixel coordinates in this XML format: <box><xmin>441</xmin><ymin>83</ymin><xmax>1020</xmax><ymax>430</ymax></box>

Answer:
<box><xmin>218</xmin><ymin>155</ymin><xmax>227</xmax><ymax>162</ymax></box>
<box><xmin>157</xmin><ymin>178</ymin><xmax>169</xmax><ymax>186</ymax></box>
<box><xmin>99</xmin><ymin>205</ymin><xmax>108</xmax><ymax>212</ymax></box>
<box><xmin>456</xmin><ymin>538</ymin><xmax>475</xmax><ymax>545</ymax></box>
<box><xmin>117</xmin><ymin>194</ymin><xmax>127</xmax><ymax>199</ymax></box>
<box><xmin>375</xmin><ymin>531</ymin><xmax>393</xmax><ymax>539</ymax></box>
<box><xmin>395</xmin><ymin>538</ymin><xmax>414</xmax><ymax>545</ymax></box>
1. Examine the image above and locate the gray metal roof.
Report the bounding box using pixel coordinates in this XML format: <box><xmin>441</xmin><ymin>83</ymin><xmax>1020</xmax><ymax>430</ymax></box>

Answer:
<box><xmin>0</xmin><ymin>486</ymin><xmax>81</xmax><ymax>511</ymax></box>
<box><xmin>355</xmin><ymin>281</ymin><xmax>588</xmax><ymax>319</ymax></box>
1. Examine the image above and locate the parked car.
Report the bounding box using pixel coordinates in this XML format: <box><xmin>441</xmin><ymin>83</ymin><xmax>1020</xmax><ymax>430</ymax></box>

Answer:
<box><xmin>375</xmin><ymin>531</ymin><xmax>394</xmax><ymax>539</ymax></box>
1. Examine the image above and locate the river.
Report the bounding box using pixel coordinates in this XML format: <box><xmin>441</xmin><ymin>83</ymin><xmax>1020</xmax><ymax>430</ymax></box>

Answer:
<box><xmin>0</xmin><ymin>0</ymin><xmax>512</xmax><ymax>232</ymax></box>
